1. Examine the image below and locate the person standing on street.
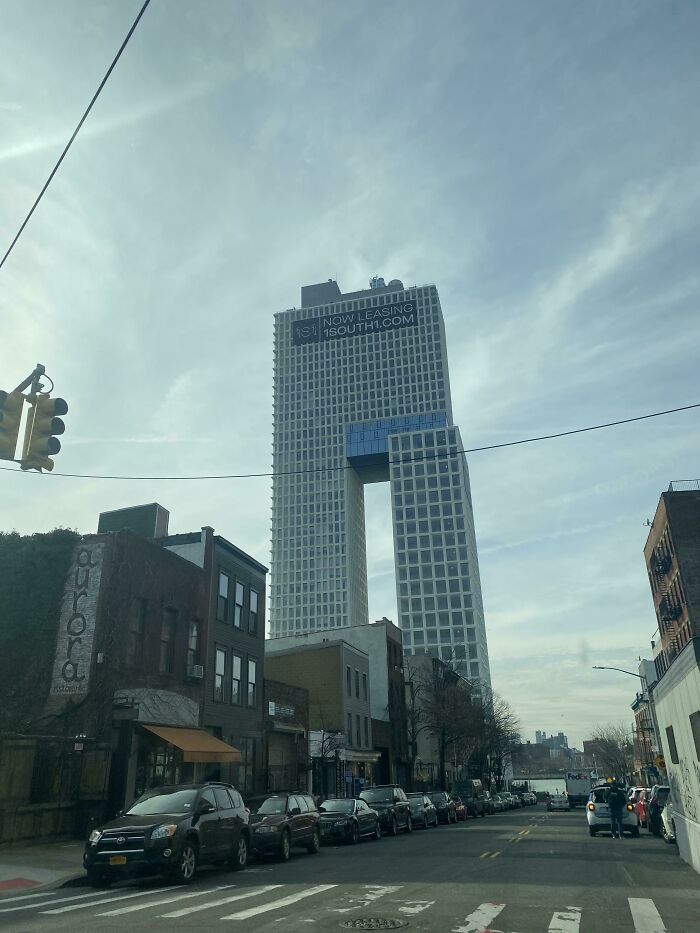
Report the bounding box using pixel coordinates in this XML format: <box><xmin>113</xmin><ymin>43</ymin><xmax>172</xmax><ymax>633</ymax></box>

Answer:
<box><xmin>607</xmin><ymin>782</ymin><xmax>627</xmax><ymax>838</ymax></box>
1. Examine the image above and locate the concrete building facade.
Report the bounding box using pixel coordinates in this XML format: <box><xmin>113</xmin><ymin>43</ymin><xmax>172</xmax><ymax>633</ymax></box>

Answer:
<box><xmin>270</xmin><ymin>278</ymin><xmax>491</xmax><ymax>691</ymax></box>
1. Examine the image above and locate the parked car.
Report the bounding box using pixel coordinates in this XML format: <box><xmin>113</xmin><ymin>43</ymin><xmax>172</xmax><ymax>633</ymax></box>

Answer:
<box><xmin>586</xmin><ymin>784</ymin><xmax>639</xmax><ymax>837</ymax></box>
<box><xmin>499</xmin><ymin>792</ymin><xmax>514</xmax><ymax>809</ymax></box>
<box><xmin>84</xmin><ymin>782</ymin><xmax>250</xmax><ymax>887</ymax></box>
<box><xmin>661</xmin><ymin>797</ymin><xmax>676</xmax><ymax>845</ymax></box>
<box><xmin>359</xmin><ymin>785</ymin><xmax>412</xmax><ymax>836</ymax></box>
<box><xmin>547</xmin><ymin>793</ymin><xmax>570</xmax><ymax>812</ymax></box>
<box><xmin>407</xmin><ymin>793</ymin><xmax>438</xmax><ymax>829</ymax></box>
<box><xmin>317</xmin><ymin>797</ymin><xmax>380</xmax><ymax>844</ymax></box>
<box><xmin>429</xmin><ymin>791</ymin><xmax>457</xmax><ymax>824</ymax></box>
<box><xmin>646</xmin><ymin>785</ymin><xmax>671</xmax><ymax>837</ymax></box>
<box><xmin>247</xmin><ymin>792</ymin><xmax>320</xmax><ymax>861</ymax></box>
<box><xmin>451</xmin><ymin>795</ymin><xmax>468</xmax><ymax>820</ymax></box>
<box><xmin>491</xmin><ymin>794</ymin><xmax>506</xmax><ymax>812</ymax></box>
<box><xmin>523</xmin><ymin>792</ymin><xmax>537</xmax><ymax>806</ymax></box>
<box><xmin>482</xmin><ymin>791</ymin><xmax>495</xmax><ymax>815</ymax></box>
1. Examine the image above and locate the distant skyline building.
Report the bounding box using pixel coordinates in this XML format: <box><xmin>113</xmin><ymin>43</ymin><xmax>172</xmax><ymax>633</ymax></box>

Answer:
<box><xmin>269</xmin><ymin>277</ymin><xmax>491</xmax><ymax>690</ymax></box>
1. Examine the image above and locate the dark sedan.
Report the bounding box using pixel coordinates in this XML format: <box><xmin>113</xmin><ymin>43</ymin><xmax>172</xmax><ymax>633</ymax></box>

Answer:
<box><xmin>407</xmin><ymin>793</ymin><xmax>438</xmax><ymax>828</ymax></box>
<box><xmin>318</xmin><ymin>798</ymin><xmax>381</xmax><ymax>844</ymax></box>
<box><xmin>429</xmin><ymin>791</ymin><xmax>457</xmax><ymax>824</ymax></box>
<box><xmin>247</xmin><ymin>793</ymin><xmax>321</xmax><ymax>861</ymax></box>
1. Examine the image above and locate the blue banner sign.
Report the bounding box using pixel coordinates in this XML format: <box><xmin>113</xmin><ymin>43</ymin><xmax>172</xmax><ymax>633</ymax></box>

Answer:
<box><xmin>292</xmin><ymin>299</ymin><xmax>417</xmax><ymax>345</ymax></box>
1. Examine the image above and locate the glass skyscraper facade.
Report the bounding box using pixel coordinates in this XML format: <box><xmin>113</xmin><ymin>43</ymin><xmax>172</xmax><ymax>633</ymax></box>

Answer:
<box><xmin>270</xmin><ymin>278</ymin><xmax>490</xmax><ymax>690</ymax></box>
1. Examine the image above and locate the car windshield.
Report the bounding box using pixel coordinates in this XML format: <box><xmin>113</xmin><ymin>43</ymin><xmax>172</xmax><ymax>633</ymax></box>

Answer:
<box><xmin>429</xmin><ymin>793</ymin><xmax>446</xmax><ymax>802</ymax></box>
<box><xmin>127</xmin><ymin>789</ymin><xmax>198</xmax><ymax>815</ymax></box>
<box><xmin>320</xmin><ymin>800</ymin><xmax>354</xmax><ymax>813</ymax></box>
<box><xmin>360</xmin><ymin>789</ymin><xmax>393</xmax><ymax>804</ymax></box>
<box><xmin>253</xmin><ymin>797</ymin><xmax>287</xmax><ymax>815</ymax></box>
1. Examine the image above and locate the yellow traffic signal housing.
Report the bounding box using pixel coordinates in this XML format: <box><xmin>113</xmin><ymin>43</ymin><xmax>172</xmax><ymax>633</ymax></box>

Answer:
<box><xmin>21</xmin><ymin>395</ymin><xmax>68</xmax><ymax>472</ymax></box>
<box><xmin>0</xmin><ymin>390</ymin><xmax>24</xmax><ymax>461</ymax></box>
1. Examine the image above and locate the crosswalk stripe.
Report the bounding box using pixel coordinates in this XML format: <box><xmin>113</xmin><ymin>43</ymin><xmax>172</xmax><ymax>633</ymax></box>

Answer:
<box><xmin>220</xmin><ymin>884</ymin><xmax>337</xmax><ymax>920</ymax></box>
<box><xmin>96</xmin><ymin>883</ymin><xmax>237</xmax><ymax>916</ymax></box>
<box><xmin>629</xmin><ymin>898</ymin><xmax>668</xmax><ymax>933</ymax></box>
<box><xmin>160</xmin><ymin>885</ymin><xmax>282</xmax><ymax>918</ymax></box>
<box><xmin>453</xmin><ymin>902</ymin><xmax>506</xmax><ymax>932</ymax></box>
<box><xmin>0</xmin><ymin>890</ymin><xmax>114</xmax><ymax>914</ymax></box>
<box><xmin>549</xmin><ymin>907</ymin><xmax>581</xmax><ymax>932</ymax></box>
<box><xmin>41</xmin><ymin>885</ymin><xmax>171</xmax><ymax>914</ymax></box>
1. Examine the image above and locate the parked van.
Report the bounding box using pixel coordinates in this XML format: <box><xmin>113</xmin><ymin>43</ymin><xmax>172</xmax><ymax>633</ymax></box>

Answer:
<box><xmin>452</xmin><ymin>779</ymin><xmax>486</xmax><ymax>818</ymax></box>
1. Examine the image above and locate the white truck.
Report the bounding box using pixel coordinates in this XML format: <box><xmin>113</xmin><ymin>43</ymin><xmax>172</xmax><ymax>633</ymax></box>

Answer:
<box><xmin>565</xmin><ymin>772</ymin><xmax>592</xmax><ymax>808</ymax></box>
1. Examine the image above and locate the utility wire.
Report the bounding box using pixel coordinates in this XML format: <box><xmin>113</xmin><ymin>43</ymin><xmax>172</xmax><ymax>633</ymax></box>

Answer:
<box><xmin>0</xmin><ymin>0</ymin><xmax>151</xmax><ymax>272</ymax></box>
<box><xmin>1</xmin><ymin>401</ymin><xmax>697</xmax><ymax>481</ymax></box>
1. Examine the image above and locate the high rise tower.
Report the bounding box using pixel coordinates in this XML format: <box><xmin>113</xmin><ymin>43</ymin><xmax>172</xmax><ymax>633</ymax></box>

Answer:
<box><xmin>270</xmin><ymin>278</ymin><xmax>490</xmax><ymax>691</ymax></box>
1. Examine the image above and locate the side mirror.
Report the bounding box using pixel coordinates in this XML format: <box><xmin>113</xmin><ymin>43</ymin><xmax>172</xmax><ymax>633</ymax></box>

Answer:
<box><xmin>289</xmin><ymin>806</ymin><xmax>301</xmax><ymax>816</ymax></box>
<box><xmin>198</xmin><ymin>800</ymin><xmax>215</xmax><ymax>815</ymax></box>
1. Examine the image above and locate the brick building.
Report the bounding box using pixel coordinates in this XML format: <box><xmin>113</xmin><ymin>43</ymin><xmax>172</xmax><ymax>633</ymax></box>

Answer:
<box><xmin>264</xmin><ymin>679</ymin><xmax>309</xmax><ymax>792</ymax></box>
<box><xmin>643</xmin><ymin>481</ymin><xmax>700</xmax><ymax>875</ymax></box>
<box><xmin>265</xmin><ymin>640</ymin><xmax>379</xmax><ymax>797</ymax></box>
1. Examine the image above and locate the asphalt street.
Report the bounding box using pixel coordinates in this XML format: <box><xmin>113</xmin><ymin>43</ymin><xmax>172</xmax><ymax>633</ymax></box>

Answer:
<box><xmin>1</xmin><ymin>806</ymin><xmax>698</xmax><ymax>933</ymax></box>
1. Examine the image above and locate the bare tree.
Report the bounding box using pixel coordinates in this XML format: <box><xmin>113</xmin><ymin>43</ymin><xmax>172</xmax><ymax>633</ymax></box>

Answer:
<box><xmin>467</xmin><ymin>690</ymin><xmax>520</xmax><ymax>790</ymax></box>
<box><xmin>308</xmin><ymin>705</ymin><xmax>345</xmax><ymax>798</ymax></box>
<box><xmin>420</xmin><ymin>662</ymin><xmax>474</xmax><ymax>790</ymax></box>
<box><xmin>589</xmin><ymin>724</ymin><xmax>634</xmax><ymax>782</ymax></box>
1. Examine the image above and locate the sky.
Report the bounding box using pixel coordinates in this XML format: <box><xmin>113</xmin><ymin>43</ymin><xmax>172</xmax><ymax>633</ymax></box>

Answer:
<box><xmin>2</xmin><ymin>0</ymin><xmax>699</xmax><ymax>748</ymax></box>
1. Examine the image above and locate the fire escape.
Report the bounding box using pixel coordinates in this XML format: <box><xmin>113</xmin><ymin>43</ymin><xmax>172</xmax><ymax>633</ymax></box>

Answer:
<box><xmin>651</xmin><ymin>549</ymin><xmax>683</xmax><ymax>677</ymax></box>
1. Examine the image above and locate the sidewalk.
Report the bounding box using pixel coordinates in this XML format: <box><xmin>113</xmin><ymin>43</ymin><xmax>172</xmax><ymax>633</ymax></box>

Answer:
<box><xmin>0</xmin><ymin>839</ymin><xmax>85</xmax><ymax>895</ymax></box>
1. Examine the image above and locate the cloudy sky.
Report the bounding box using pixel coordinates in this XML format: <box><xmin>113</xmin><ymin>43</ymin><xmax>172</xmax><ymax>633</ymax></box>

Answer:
<box><xmin>2</xmin><ymin>0</ymin><xmax>699</xmax><ymax>747</ymax></box>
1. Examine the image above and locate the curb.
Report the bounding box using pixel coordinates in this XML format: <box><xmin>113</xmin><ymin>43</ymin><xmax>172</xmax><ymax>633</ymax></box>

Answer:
<box><xmin>0</xmin><ymin>871</ymin><xmax>86</xmax><ymax>900</ymax></box>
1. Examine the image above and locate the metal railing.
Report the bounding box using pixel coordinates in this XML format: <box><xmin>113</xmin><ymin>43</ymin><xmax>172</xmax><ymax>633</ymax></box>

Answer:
<box><xmin>668</xmin><ymin>479</ymin><xmax>700</xmax><ymax>492</ymax></box>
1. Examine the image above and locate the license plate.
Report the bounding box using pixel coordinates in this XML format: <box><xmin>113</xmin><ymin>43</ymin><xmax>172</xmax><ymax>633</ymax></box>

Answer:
<box><xmin>109</xmin><ymin>856</ymin><xmax>127</xmax><ymax>866</ymax></box>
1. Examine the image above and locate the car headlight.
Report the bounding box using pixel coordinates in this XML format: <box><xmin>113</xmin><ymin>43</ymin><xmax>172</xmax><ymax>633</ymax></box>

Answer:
<box><xmin>626</xmin><ymin>804</ymin><xmax>634</xmax><ymax>812</ymax></box>
<box><xmin>151</xmin><ymin>824</ymin><xmax>178</xmax><ymax>840</ymax></box>
<box><xmin>587</xmin><ymin>803</ymin><xmax>595</xmax><ymax>812</ymax></box>
<box><xmin>88</xmin><ymin>829</ymin><xmax>103</xmax><ymax>845</ymax></box>
<box><xmin>255</xmin><ymin>825</ymin><xmax>279</xmax><ymax>833</ymax></box>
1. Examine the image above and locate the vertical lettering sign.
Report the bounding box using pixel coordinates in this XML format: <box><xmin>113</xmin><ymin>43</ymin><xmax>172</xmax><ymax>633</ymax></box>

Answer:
<box><xmin>50</xmin><ymin>543</ymin><xmax>105</xmax><ymax>696</ymax></box>
<box><xmin>292</xmin><ymin>299</ymin><xmax>417</xmax><ymax>345</ymax></box>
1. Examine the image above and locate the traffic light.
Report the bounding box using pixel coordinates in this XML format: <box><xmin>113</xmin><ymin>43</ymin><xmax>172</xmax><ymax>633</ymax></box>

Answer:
<box><xmin>0</xmin><ymin>390</ymin><xmax>24</xmax><ymax>461</ymax></box>
<box><xmin>21</xmin><ymin>395</ymin><xmax>68</xmax><ymax>472</ymax></box>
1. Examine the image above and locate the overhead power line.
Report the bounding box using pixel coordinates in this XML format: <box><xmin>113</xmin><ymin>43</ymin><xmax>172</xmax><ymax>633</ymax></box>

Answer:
<box><xmin>0</xmin><ymin>0</ymin><xmax>151</xmax><ymax>272</ymax></box>
<box><xmin>1</xmin><ymin>401</ymin><xmax>697</xmax><ymax>482</ymax></box>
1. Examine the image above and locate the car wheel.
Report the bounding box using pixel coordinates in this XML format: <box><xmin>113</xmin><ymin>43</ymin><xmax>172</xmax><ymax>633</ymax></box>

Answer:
<box><xmin>405</xmin><ymin>814</ymin><xmax>413</xmax><ymax>833</ymax></box>
<box><xmin>307</xmin><ymin>827</ymin><xmax>321</xmax><ymax>854</ymax></box>
<box><xmin>86</xmin><ymin>869</ymin><xmax>112</xmax><ymax>888</ymax></box>
<box><xmin>390</xmin><ymin>815</ymin><xmax>398</xmax><ymax>836</ymax></box>
<box><xmin>170</xmin><ymin>841</ymin><xmax>198</xmax><ymax>884</ymax></box>
<box><xmin>423</xmin><ymin>816</ymin><xmax>428</xmax><ymax>830</ymax></box>
<box><xmin>230</xmin><ymin>834</ymin><xmax>248</xmax><ymax>871</ymax></box>
<box><xmin>278</xmin><ymin>829</ymin><xmax>291</xmax><ymax>861</ymax></box>
<box><xmin>589</xmin><ymin>827</ymin><xmax>597</xmax><ymax>837</ymax></box>
<box><xmin>374</xmin><ymin>820</ymin><xmax>382</xmax><ymax>840</ymax></box>
<box><xmin>480</xmin><ymin>809</ymin><xmax>486</xmax><ymax>818</ymax></box>
<box><xmin>631</xmin><ymin>826</ymin><xmax>640</xmax><ymax>838</ymax></box>
<box><xmin>349</xmin><ymin>822</ymin><xmax>359</xmax><ymax>845</ymax></box>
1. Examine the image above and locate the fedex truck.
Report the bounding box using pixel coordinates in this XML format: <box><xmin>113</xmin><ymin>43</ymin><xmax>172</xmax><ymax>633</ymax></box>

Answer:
<box><xmin>565</xmin><ymin>772</ymin><xmax>592</xmax><ymax>808</ymax></box>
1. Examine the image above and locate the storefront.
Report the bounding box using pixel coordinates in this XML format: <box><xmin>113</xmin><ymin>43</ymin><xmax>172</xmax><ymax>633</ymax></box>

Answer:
<box><xmin>132</xmin><ymin>724</ymin><xmax>241</xmax><ymax>800</ymax></box>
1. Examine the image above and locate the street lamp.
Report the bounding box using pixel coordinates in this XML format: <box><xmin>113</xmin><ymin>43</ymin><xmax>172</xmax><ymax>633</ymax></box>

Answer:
<box><xmin>592</xmin><ymin>666</ymin><xmax>661</xmax><ymax>783</ymax></box>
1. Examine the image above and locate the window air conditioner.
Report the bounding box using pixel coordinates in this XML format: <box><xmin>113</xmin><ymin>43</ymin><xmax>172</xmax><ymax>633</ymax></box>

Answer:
<box><xmin>189</xmin><ymin>664</ymin><xmax>204</xmax><ymax>679</ymax></box>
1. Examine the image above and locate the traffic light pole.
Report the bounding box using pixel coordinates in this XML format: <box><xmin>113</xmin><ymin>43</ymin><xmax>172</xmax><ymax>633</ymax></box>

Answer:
<box><xmin>14</xmin><ymin>363</ymin><xmax>46</xmax><ymax>395</ymax></box>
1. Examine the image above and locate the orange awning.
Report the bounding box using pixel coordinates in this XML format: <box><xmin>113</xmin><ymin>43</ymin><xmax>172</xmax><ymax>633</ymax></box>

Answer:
<box><xmin>141</xmin><ymin>725</ymin><xmax>241</xmax><ymax>763</ymax></box>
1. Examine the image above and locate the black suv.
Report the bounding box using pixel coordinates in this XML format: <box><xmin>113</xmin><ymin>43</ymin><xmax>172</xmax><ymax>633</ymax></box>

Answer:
<box><xmin>247</xmin><ymin>793</ymin><xmax>321</xmax><ymax>861</ymax></box>
<box><xmin>359</xmin><ymin>785</ymin><xmax>411</xmax><ymax>836</ymax></box>
<box><xmin>84</xmin><ymin>782</ymin><xmax>249</xmax><ymax>886</ymax></box>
